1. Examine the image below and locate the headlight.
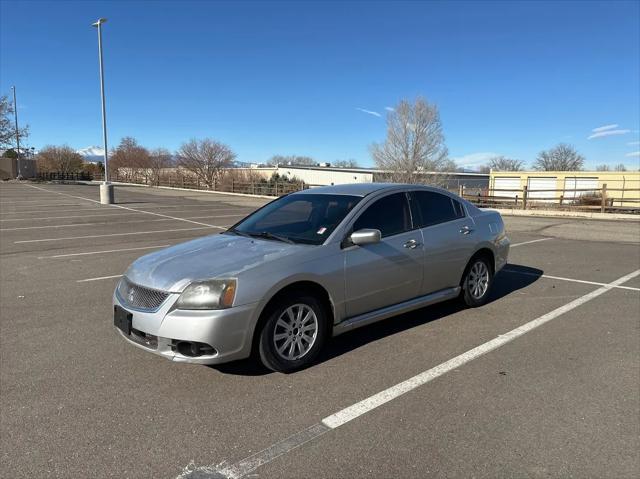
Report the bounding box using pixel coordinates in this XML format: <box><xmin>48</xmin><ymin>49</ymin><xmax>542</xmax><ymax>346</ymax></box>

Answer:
<box><xmin>175</xmin><ymin>279</ymin><xmax>236</xmax><ymax>310</ymax></box>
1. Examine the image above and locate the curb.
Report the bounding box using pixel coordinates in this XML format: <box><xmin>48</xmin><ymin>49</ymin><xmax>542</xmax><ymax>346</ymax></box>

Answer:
<box><xmin>85</xmin><ymin>181</ymin><xmax>276</xmax><ymax>200</ymax></box>
<box><xmin>488</xmin><ymin>208</ymin><xmax>640</xmax><ymax>221</ymax></box>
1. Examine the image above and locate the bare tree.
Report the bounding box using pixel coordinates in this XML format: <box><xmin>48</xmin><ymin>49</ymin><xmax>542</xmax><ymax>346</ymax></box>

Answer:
<box><xmin>614</xmin><ymin>163</ymin><xmax>627</xmax><ymax>171</ymax></box>
<box><xmin>333</xmin><ymin>159</ymin><xmax>359</xmax><ymax>168</ymax></box>
<box><xmin>0</xmin><ymin>95</ymin><xmax>29</xmax><ymax>150</ymax></box>
<box><xmin>533</xmin><ymin>144</ymin><xmax>584</xmax><ymax>171</ymax></box>
<box><xmin>370</xmin><ymin>97</ymin><xmax>449</xmax><ymax>183</ymax></box>
<box><xmin>177</xmin><ymin>138</ymin><xmax>236</xmax><ymax>188</ymax></box>
<box><xmin>36</xmin><ymin>145</ymin><xmax>84</xmax><ymax>174</ymax></box>
<box><xmin>483</xmin><ymin>156</ymin><xmax>524</xmax><ymax>171</ymax></box>
<box><xmin>110</xmin><ymin>137</ymin><xmax>151</xmax><ymax>181</ymax></box>
<box><xmin>267</xmin><ymin>155</ymin><xmax>316</xmax><ymax>166</ymax></box>
<box><xmin>148</xmin><ymin>148</ymin><xmax>174</xmax><ymax>185</ymax></box>
<box><xmin>596</xmin><ymin>164</ymin><xmax>610</xmax><ymax>171</ymax></box>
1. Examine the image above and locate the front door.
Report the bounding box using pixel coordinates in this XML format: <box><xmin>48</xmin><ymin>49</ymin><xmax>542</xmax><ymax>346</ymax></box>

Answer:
<box><xmin>344</xmin><ymin>192</ymin><xmax>424</xmax><ymax>317</ymax></box>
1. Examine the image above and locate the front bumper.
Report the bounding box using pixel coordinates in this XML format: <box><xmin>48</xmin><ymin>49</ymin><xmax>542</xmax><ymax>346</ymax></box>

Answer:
<box><xmin>113</xmin><ymin>292</ymin><xmax>260</xmax><ymax>365</ymax></box>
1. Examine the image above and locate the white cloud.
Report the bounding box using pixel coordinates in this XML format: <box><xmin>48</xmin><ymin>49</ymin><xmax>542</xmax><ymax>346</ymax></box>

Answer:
<box><xmin>591</xmin><ymin>123</ymin><xmax>618</xmax><ymax>133</ymax></box>
<box><xmin>355</xmin><ymin>107</ymin><xmax>381</xmax><ymax>117</ymax></box>
<box><xmin>625</xmin><ymin>151</ymin><xmax>640</xmax><ymax>157</ymax></box>
<box><xmin>627</xmin><ymin>141</ymin><xmax>640</xmax><ymax>146</ymax></box>
<box><xmin>384</xmin><ymin>107</ymin><xmax>395</xmax><ymax>112</ymax></box>
<box><xmin>452</xmin><ymin>152</ymin><xmax>500</xmax><ymax>168</ymax></box>
<box><xmin>587</xmin><ymin>129</ymin><xmax>630</xmax><ymax>139</ymax></box>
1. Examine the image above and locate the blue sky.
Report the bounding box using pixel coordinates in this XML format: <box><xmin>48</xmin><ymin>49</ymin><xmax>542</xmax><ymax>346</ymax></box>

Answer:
<box><xmin>1</xmin><ymin>0</ymin><xmax>639</xmax><ymax>169</ymax></box>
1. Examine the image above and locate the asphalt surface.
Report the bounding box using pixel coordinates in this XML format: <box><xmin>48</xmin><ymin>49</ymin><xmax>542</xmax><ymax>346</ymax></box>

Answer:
<box><xmin>1</xmin><ymin>182</ymin><xmax>638</xmax><ymax>479</ymax></box>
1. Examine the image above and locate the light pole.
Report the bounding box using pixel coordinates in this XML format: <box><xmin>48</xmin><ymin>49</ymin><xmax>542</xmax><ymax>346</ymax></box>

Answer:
<box><xmin>92</xmin><ymin>17</ymin><xmax>114</xmax><ymax>204</ymax></box>
<box><xmin>11</xmin><ymin>86</ymin><xmax>21</xmax><ymax>178</ymax></box>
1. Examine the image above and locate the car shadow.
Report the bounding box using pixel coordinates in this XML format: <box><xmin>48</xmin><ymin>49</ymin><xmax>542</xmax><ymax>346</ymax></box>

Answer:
<box><xmin>211</xmin><ymin>263</ymin><xmax>543</xmax><ymax>376</ymax></box>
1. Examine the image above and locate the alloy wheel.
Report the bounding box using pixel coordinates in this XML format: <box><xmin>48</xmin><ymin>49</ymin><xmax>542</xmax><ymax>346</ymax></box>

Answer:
<box><xmin>468</xmin><ymin>261</ymin><xmax>490</xmax><ymax>299</ymax></box>
<box><xmin>273</xmin><ymin>304</ymin><xmax>319</xmax><ymax>361</ymax></box>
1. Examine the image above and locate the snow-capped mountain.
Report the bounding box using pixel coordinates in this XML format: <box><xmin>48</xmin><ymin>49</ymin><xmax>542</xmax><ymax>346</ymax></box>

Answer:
<box><xmin>77</xmin><ymin>146</ymin><xmax>105</xmax><ymax>164</ymax></box>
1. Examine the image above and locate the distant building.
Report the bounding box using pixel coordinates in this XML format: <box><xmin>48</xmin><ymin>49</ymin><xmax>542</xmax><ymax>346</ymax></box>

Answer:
<box><xmin>229</xmin><ymin>164</ymin><xmax>489</xmax><ymax>192</ymax></box>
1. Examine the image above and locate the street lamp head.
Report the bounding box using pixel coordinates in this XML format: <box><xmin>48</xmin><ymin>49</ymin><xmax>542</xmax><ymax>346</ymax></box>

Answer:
<box><xmin>92</xmin><ymin>18</ymin><xmax>107</xmax><ymax>27</ymax></box>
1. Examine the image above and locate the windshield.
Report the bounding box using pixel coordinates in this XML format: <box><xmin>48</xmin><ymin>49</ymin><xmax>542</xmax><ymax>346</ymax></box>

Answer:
<box><xmin>228</xmin><ymin>194</ymin><xmax>362</xmax><ymax>245</ymax></box>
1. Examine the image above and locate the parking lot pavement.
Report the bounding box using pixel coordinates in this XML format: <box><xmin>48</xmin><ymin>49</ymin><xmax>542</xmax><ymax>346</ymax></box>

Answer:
<box><xmin>1</xmin><ymin>182</ymin><xmax>638</xmax><ymax>479</ymax></box>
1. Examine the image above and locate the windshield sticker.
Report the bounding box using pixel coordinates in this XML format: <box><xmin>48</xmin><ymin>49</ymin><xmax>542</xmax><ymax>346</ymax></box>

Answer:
<box><xmin>317</xmin><ymin>227</ymin><xmax>327</xmax><ymax>235</ymax></box>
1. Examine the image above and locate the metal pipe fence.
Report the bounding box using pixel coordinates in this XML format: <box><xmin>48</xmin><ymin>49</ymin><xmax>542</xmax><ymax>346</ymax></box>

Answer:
<box><xmin>92</xmin><ymin>171</ymin><xmax>307</xmax><ymax>197</ymax></box>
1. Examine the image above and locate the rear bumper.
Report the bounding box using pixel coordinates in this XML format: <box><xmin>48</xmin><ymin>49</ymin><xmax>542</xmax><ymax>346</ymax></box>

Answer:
<box><xmin>113</xmin><ymin>292</ymin><xmax>260</xmax><ymax>365</ymax></box>
<box><xmin>495</xmin><ymin>235</ymin><xmax>510</xmax><ymax>272</ymax></box>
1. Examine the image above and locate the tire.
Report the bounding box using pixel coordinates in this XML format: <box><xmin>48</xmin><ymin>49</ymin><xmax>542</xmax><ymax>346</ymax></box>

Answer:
<box><xmin>461</xmin><ymin>256</ymin><xmax>493</xmax><ymax>307</ymax></box>
<box><xmin>258</xmin><ymin>294</ymin><xmax>328</xmax><ymax>372</ymax></box>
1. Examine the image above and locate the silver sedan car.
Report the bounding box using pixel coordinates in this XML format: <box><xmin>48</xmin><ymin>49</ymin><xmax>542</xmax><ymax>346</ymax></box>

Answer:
<box><xmin>114</xmin><ymin>183</ymin><xmax>509</xmax><ymax>372</ymax></box>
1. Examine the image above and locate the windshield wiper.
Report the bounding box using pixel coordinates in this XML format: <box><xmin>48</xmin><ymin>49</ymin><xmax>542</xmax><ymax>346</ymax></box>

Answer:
<box><xmin>251</xmin><ymin>231</ymin><xmax>296</xmax><ymax>244</ymax></box>
<box><xmin>225</xmin><ymin>228</ymin><xmax>253</xmax><ymax>239</ymax></box>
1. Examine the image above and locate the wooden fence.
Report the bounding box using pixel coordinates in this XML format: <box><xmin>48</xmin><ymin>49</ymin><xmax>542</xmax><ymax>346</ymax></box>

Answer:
<box><xmin>460</xmin><ymin>184</ymin><xmax>640</xmax><ymax>213</ymax></box>
<box><xmin>37</xmin><ymin>171</ymin><xmax>640</xmax><ymax>214</ymax></box>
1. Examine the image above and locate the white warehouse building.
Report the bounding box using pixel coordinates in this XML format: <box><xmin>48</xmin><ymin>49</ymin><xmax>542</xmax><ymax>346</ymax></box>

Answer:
<box><xmin>245</xmin><ymin>165</ymin><xmax>489</xmax><ymax>191</ymax></box>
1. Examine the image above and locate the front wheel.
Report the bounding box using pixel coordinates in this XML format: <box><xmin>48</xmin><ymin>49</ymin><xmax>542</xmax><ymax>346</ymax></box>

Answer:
<box><xmin>461</xmin><ymin>256</ymin><xmax>493</xmax><ymax>307</ymax></box>
<box><xmin>258</xmin><ymin>295</ymin><xmax>328</xmax><ymax>372</ymax></box>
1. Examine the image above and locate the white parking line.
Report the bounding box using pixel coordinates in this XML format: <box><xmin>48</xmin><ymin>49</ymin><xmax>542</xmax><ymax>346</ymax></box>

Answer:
<box><xmin>0</xmin><ymin>212</ymin><xmax>144</xmax><ymax>222</ymax></box>
<box><xmin>39</xmin><ymin>244</ymin><xmax>171</xmax><ymax>259</ymax></box>
<box><xmin>510</xmin><ymin>238</ymin><xmax>552</xmax><ymax>247</ymax></box>
<box><xmin>14</xmin><ymin>226</ymin><xmax>214</xmax><ymax>244</ymax></box>
<box><xmin>77</xmin><ymin>274</ymin><xmax>122</xmax><ymax>283</ymax></box>
<box><xmin>185</xmin><ymin>214</ymin><xmax>247</xmax><ymax>219</ymax></box>
<box><xmin>0</xmin><ymin>217</ymin><xmax>176</xmax><ymax>231</ymax></box>
<box><xmin>505</xmin><ymin>268</ymin><xmax>640</xmax><ymax>292</ymax></box>
<box><xmin>0</xmin><ymin>207</ymin><xmax>105</xmax><ymax>215</ymax></box>
<box><xmin>180</xmin><ymin>268</ymin><xmax>640</xmax><ymax>479</ymax></box>
<box><xmin>24</xmin><ymin>184</ymin><xmax>225</xmax><ymax>228</ymax></box>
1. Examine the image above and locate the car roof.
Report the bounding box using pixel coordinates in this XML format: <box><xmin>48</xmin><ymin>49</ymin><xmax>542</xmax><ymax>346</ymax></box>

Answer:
<box><xmin>290</xmin><ymin>182</ymin><xmax>451</xmax><ymax>197</ymax></box>
<box><xmin>291</xmin><ymin>183</ymin><xmax>407</xmax><ymax>197</ymax></box>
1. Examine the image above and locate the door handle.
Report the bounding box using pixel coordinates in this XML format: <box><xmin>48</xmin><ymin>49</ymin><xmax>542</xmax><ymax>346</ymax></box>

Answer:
<box><xmin>459</xmin><ymin>225</ymin><xmax>474</xmax><ymax>235</ymax></box>
<box><xmin>403</xmin><ymin>239</ymin><xmax>421</xmax><ymax>249</ymax></box>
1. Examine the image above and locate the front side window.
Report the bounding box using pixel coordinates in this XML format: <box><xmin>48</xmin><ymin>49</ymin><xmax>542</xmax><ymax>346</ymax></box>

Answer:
<box><xmin>230</xmin><ymin>194</ymin><xmax>361</xmax><ymax>245</ymax></box>
<box><xmin>412</xmin><ymin>191</ymin><xmax>461</xmax><ymax>227</ymax></box>
<box><xmin>352</xmin><ymin>192</ymin><xmax>412</xmax><ymax>237</ymax></box>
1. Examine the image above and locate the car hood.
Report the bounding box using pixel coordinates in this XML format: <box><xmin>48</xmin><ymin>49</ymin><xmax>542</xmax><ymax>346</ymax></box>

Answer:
<box><xmin>124</xmin><ymin>233</ymin><xmax>307</xmax><ymax>292</ymax></box>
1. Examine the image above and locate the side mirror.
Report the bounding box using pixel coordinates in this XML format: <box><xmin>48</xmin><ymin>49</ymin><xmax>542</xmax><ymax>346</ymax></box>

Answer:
<box><xmin>350</xmin><ymin>228</ymin><xmax>381</xmax><ymax>246</ymax></box>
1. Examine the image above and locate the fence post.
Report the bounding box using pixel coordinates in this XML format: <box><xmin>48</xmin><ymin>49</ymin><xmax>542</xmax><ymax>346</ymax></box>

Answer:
<box><xmin>522</xmin><ymin>185</ymin><xmax>528</xmax><ymax>210</ymax></box>
<box><xmin>601</xmin><ymin>183</ymin><xmax>607</xmax><ymax>213</ymax></box>
<box><xmin>458</xmin><ymin>184</ymin><xmax>463</xmax><ymax>197</ymax></box>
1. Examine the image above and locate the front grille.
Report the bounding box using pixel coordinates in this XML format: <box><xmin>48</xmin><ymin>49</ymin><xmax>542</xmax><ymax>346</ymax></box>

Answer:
<box><xmin>117</xmin><ymin>277</ymin><xmax>169</xmax><ymax>311</ymax></box>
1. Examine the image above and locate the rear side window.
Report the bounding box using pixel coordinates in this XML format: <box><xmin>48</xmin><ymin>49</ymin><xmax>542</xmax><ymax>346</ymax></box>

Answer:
<box><xmin>412</xmin><ymin>191</ymin><xmax>461</xmax><ymax>227</ymax></box>
<box><xmin>452</xmin><ymin>199</ymin><xmax>466</xmax><ymax>219</ymax></box>
<box><xmin>353</xmin><ymin>193</ymin><xmax>411</xmax><ymax>237</ymax></box>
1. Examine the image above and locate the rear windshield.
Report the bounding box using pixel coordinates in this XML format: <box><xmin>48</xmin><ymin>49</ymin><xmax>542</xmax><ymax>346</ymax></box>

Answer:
<box><xmin>229</xmin><ymin>194</ymin><xmax>361</xmax><ymax>245</ymax></box>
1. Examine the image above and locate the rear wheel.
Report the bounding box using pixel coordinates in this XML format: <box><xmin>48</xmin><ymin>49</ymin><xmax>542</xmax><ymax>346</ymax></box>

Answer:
<box><xmin>461</xmin><ymin>256</ymin><xmax>493</xmax><ymax>307</ymax></box>
<box><xmin>258</xmin><ymin>295</ymin><xmax>327</xmax><ymax>372</ymax></box>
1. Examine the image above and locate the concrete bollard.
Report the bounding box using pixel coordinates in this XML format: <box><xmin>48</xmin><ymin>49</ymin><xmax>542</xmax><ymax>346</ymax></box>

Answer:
<box><xmin>100</xmin><ymin>183</ymin><xmax>114</xmax><ymax>204</ymax></box>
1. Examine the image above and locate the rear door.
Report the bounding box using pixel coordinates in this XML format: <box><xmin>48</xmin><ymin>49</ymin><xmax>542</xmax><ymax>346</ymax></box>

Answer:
<box><xmin>343</xmin><ymin>192</ymin><xmax>424</xmax><ymax>317</ymax></box>
<box><xmin>410</xmin><ymin>190</ymin><xmax>477</xmax><ymax>294</ymax></box>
